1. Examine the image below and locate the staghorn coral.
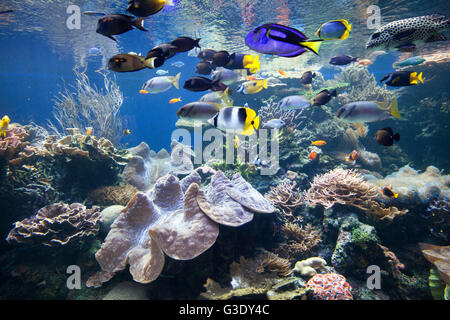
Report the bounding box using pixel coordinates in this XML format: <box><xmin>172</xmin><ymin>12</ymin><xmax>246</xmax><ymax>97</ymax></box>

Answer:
<box><xmin>305</xmin><ymin>168</ymin><xmax>407</xmax><ymax>221</ymax></box>
<box><xmin>265</xmin><ymin>179</ymin><xmax>304</xmax><ymax>216</ymax></box>
<box><xmin>49</xmin><ymin>69</ymin><xmax>125</xmax><ymax>146</ymax></box>
<box><xmin>123</xmin><ymin>140</ymin><xmax>193</xmax><ymax>192</ymax></box>
<box><xmin>276</xmin><ymin>223</ymin><xmax>322</xmax><ymax>260</ymax></box>
<box><xmin>306</xmin><ymin>273</ymin><xmax>353</xmax><ymax>300</ymax></box>
<box><xmin>87</xmin><ymin>184</ymin><xmax>138</xmax><ymax>206</ymax></box>
<box><xmin>88</xmin><ymin>170</ymin><xmax>274</xmax><ymax>286</ymax></box>
<box><xmin>259</xmin><ymin>98</ymin><xmax>303</xmax><ymax>130</ymax></box>
<box><xmin>6</xmin><ymin>203</ymin><xmax>101</xmax><ymax>246</ymax></box>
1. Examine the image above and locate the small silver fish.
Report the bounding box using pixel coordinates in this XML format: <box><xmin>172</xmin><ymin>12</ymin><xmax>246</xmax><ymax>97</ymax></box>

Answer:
<box><xmin>156</xmin><ymin>69</ymin><xmax>169</xmax><ymax>75</ymax></box>
<box><xmin>278</xmin><ymin>95</ymin><xmax>311</xmax><ymax>110</ymax></box>
<box><xmin>171</xmin><ymin>61</ymin><xmax>185</xmax><ymax>67</ymax></box>
<box><xmin>262</xmin><ymin>119</ymin><xmax>286</xmax><ymax>129</ymax></box>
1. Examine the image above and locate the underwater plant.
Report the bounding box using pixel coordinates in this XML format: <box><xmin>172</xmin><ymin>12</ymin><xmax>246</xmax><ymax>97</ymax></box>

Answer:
<box><xmin>265</xmin><ymin>179</ymin><xmax>304</xmax><ymax>217</ymax></box>
<box><xmin>49</xmin><ymin>68</ymin><xmax>125</xmax><ymax>146</ymax></box>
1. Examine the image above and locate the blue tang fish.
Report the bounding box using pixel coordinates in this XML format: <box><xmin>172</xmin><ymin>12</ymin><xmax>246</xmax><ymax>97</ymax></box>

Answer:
<box><xmin>245</xmin><ymin>23</ymin><xmax>323</xmax><ymax>57</ymax></box>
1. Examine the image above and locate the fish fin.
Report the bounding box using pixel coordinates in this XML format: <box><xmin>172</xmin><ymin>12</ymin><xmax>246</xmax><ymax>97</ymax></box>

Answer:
<box><xmin>194</xmin><ymin>38</ymin><xmax>201</xmax><ymax>48</ymax></box>
<box><xmin>298</xmin><ymin>40</ymin><xmax>322</xmax><ymax>55</ymax></box>
<box><xmin>133</xmin><ymin>17</ymin><xmax>147</xmax><ymax>31</ymax></box>
<box><xmin>315</xmin><ymin>29</ymin><xmax>320</xmax><ymax>37</ymax></box>
<box><xmin>340</xmin><ymin>29</ymin><xmax>350</xmax><ymax>40</ymax></box>
<box><xmin>165</xmin><ymin>0</ymin><xmax>175</xmax><ymax>6</ymax></box>
<box><xmin>389</xmin><ymin>99</ymin><xmax>401</xmax><ymax>119</ymax></box>
<box><xmin>143</xmin><ymin>57</ymin><xmax>156</xmax><ymax>69</ymax></box>
<box><xmin>83</xmin><ymin>11</ymin><xmax>106</xmax><ymax>16</ymax></box>
<box><xmin>330</xmin><ymin>89</ymin><xmax>337</xmax><ymax>97</ymax></box>
<box><xmin>262</xmin><ymin>78</ymin><xmax>268</xmax><ymax>89</ymax></box>
<box><xmin>417</xmin><ymin>72</ymin><xmax>423</xmax><ymax>83</ymax></box>
<box><xmin>394</xmin><ymin>133</ymin><xmax>400</xmax><ymax>141</ymax></box>
<box><xmin>221</xmin><ymin>87</ymin><xmax>231</xmax><ymax>105</ymax></box>
<box><xmin>172</xmin><ymin>72</ymin><xmax>181</xmax><ymax>89</ymax></box>
<box><xmin>394</xmin><ymin>193</ymin><xmax>399</xmax><ymax>198</ymax></box>
<box><xmin>106</xmin><ymin>34</ymin><xmax>117</xmax><ymax>42</ymax></box>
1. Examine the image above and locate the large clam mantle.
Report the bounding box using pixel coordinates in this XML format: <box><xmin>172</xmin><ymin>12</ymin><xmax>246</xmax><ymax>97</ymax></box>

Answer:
<box><xmin>88</xmin><ymin>170</ymin><xmax>275</xmax><ymax>286</ymax></box>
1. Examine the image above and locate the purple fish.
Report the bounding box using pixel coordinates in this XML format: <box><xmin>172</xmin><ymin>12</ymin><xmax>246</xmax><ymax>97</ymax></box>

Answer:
<box><xmin>245</xmin><ymin>23</ymin><xmax>322</xmax><ymax>57</ymax></box>
<box><xmin>329</xmin><ymin>55</ymin><xmax>358</xmax><ymax>65</ymax></box>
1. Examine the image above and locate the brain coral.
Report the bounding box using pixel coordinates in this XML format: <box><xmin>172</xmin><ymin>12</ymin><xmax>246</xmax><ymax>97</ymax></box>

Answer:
<box><xmin>306</xmin><ymin>273</ymin><xmax>353</xmax><ymax>300</ymax></box>
<box><xmin>6</xmin><ymin>203</ymin><xmax>101</xmax><ymax>246</ymax></box>
<box><xmin>89</xmin><ymin>170</ymin><xmax>275</xmax><ymax>286</ymax></box>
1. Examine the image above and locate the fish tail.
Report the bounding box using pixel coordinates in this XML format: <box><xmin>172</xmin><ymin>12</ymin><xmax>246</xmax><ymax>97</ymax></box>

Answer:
<box><xmin>262</xmin><ymin>78</ymin><xmax>268</xmax><ymax>89</ymax></box>
<box><xmin>222</xmin><ymin>87</ymin><xmax>231</xmax><ymax>105</ymax></box>
<box><xmin>394</xmin><ymin>193</ymin><xmax>399</xmax><ymax>198</ymax></box>
<box><xmin>165</xmin><ymin>0</ymin><xmax>175</xmax><ymax>6</ymax></box>
<box><xmin>194</xmin><ymin>38</ymin><xmax>201</xmax><ymax>48</ymax></box>
<box><xmin>143</xmin><ymin>57</ymin><xmax>156</xmax><ymax>69</ymax></box>
<box><xmin>253</xmin><ymin>115</ymin><xmax>260</xmax><ymax>130</ymax></box>
<box><xmin>134</xmin><ymin>17</ymin><xmax>147</xmax><ymax>32</ymax></box>
<box><xmin>389</xmin><ymin>99</ymin><xmax>401</xmax><ymax>119</ymax></box>
<box><xmin>353</xmin><ymin>56</ymin><xmax>359</xmax><ymax>62</ymax></box>
<box><xmin>416</xmin><ymin>72</ymin><xmax>424</xmax><ymax>83</ymax></box>
<box><xmin>340</xmin><ymin>30</ymin><xmax>350</xmax><ymax>40</ymax></box>
<box><xmin>299</xmin><ymin>40</ymin><xmax>322</xmax><ymax>55</ymax></box>
<box><xmin>172</xmin><ymin>72</ymin><xmax>181</xmax><ymax>89</ymax></box>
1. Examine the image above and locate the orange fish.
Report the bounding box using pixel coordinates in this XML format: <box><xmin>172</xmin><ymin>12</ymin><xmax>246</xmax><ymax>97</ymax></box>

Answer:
<box><xmin>169</xmin><ymin>97</ymin><xmax>182</xmax><ymax>104</ymax></box>
<box><xmin>247</xmin><ymin>76</ymin><xmax>257</xmax><ymax>81</ymax></box>
<box><xmin>311</xmin><ymin>140</ymin><xmax>326</xmax><ymax>146</ymax></box>
<box><xmin>308</xmin><ymin>151</ymin><xmax>318</xmax><ymax>160</ymax></box>
<box><xmin>381</xmin><ymin>186</ymin><xmax>398</xmax><ymax>198</ymax></box>
<box><xmin>345</xmin><ymin>150</ymin><xmax>359</xmax><ymax>163</ymax></box>
<box><xmin>358</xmin><ymin>59</ymin><xmax>373</xmax><ymax>66</ymax></box>
<box><xmin>86</xmin><ymin>127</ymin><xmax>93</xmax><ymax>135</ymax></box>
<box><xmin>139</xmin><ymin>89</ymin><xmax>149</xmax><ymax>94</ymax></box>
<box><xmin>278</xmin><ymin>69</ymin><xmax>287</xmax><ymax>77</ymax></box>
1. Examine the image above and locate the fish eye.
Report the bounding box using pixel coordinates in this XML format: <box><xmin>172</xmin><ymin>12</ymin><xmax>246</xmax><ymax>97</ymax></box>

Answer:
<box><xmin>371</xmin><ymin>32</ymin><xmax>381</xmax><ymax>39</ymax></box>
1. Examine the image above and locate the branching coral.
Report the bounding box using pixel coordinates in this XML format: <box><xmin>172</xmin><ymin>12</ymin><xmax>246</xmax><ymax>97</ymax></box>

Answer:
<box><xmin>49</xmin><ymin>69</ymin><xmax>124</xmax><ymax>146</ymax></box>
<box><xmin>305</xmin><ymin>168</ymin><xmax>407</xmax><ymax>221</ymax></box>
<box><xmin>259</xmin><ymin>98</ymin><xmax>303</xmax><ymax>130</ymax></box>
<box><xmin>6</xmin><ymin>203</ymin><xmax>101</xmax><ymax>246</ymax></box>
<box><xmin>87</xmin><ymin>184</ymin><xmax>139</xmax><ymax>206</ymax></box>
<box><xmin>276</xmin><ymin>223</ymin><xmax>322</xmax><ymax>259</ymax></box>
<box><xmin>265</xmin><ymin>179</ymin><xmax>304</xmax><ymax>216</ymax></box>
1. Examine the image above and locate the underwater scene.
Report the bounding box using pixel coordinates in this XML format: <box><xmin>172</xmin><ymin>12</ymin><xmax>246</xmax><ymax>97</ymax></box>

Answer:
<box><xmin>0</xmin><ymin>0</ymin><xmax>449</xmax><ymax>302</ymax></box>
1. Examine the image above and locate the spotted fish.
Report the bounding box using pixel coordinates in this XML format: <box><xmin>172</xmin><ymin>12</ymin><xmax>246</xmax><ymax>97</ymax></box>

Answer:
<box><xmin>366</xmin><ymin>15</ymin><xmax>449</xmax><ymax>52</ymax></box>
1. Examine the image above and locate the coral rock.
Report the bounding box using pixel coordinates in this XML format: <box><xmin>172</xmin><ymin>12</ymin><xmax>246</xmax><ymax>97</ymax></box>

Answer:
<box><xmin>306</xmin><ymin>273</ymin><xmax>353</xmax><ymax>300</ymax></box>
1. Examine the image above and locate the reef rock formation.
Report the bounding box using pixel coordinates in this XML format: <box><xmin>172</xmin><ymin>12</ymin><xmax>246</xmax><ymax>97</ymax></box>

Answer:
<box><xmin>6</xmin><ymin>203</ymin><xmax>101</xmax><ymax>246</ymax></box>
<box><xmin>122</xmin><ymin>140</ymin><xmax>193</xmax><ymax>191</ymax></box>
<box><xmin>306</xmin><ymin>273</ymin><xmax>353</xmax><ymax>300</ymax></box>
<box><xmin>419</xmin><ymin>243</ymin><xmax>450</xmax><ymax>286</ymax></box>
<box><xmin>88</xmin><ymin>170</ymin><xmax>275</xmax><ymax>286</ymax></box>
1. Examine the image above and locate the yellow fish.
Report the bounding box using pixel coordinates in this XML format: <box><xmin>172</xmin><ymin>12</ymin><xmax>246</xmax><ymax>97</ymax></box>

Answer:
<box><xmin>123</xmin><ymin>129</ymin><xmax>131</xmax><ymax>135</ymax></box>
<box><xmin>86</xmin><ymin>127</ymin><xmax>93</xmax><ymax>135</ymax></box>
<box><xmin>0</xmin><ymin>115</ymin><xmax>10</xmax><ymax>138</ymax></box>
<box><xmin>169</xmin><ymin>97</ymin><xmax>182</xmax><ymax>104</ymax></box>
<box><xmin>311</xmin><ymin>140</ymin><xmax>327</xmax><ymax>146</ymax></box>
<box><xmin>237</xmin><ymin>79</ymin><xmax>268</xmax><ymax>94</ymax></box>
<box><xmin>243</xmin><ymin>54</ymin><xmax>260</xmax><ymax>73</ymax></box>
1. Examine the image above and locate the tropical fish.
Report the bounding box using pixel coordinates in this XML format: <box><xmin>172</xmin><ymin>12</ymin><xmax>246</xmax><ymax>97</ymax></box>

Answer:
<box><xmin>311</xmin><ymin>89</ymin><xmax>337</xmax><ymax>106</ymax></box>
<box><xmin>345</xmin><ymin>150</ymin><xmax>359</xmax><ymax>164</ymax></box>
<box><xmin>226</xmin><ymin>53</ymin><xmax>261</xmax><ymax>73</ymax></box>
<box><xmin>143</xmin><ymin>49</ymin><xmax>166</xmax><ymax>68</ymax></box>
<box><xmin>358</xmin><ymin>59</ymin><xmax>373</xmax><ymax>66</ymax></box>
<box><xmin>176</xmin><ymin>102</ymin><xmax>222</xmax><ymax>122</ymax></box>
<box><xmin>84</xmin><ymin>13</ymin><xmax>147</xmax><ymax>41</ymax></box>
<box><xmin>336</xmin><ymin>99</ymin><xmax>401</xmax><ymax>123</ymax></box>
<box><xmin>247</xmin><ymin>76</ymin><xmax>257</xmax><ymax>80</ymax></box>
<box><xmin>262</xmin><ymin>119</ymin><xmax>286</xmax><ymax>129</ymax></box>
<box><xmin>380</xmin><ymin>71</ymin><xmax>423</xmax><ymax>86</ymax></box>
<box><xmin>89</xmin><ymin>47</ymin><xmax>101</xmax><ymax>55</ymax></box>
<box><xmin>108</xmin><ymin>53</ymin><xmax>157</xmax><ymax>72</ymax></box>
<box><xmin>375</xmin><ymin>127</ymin><xmax>400</xmax><ymax>146</ymax></box>
<box><xmin>308</xmin><ymin>151</ymin><xmax>318</xmax><ymax>160</ymax></box>
<box><xmin>169</xmin><ymin>97</ymin><xmax>182</xmax><ymax>104</ymax></box>
<box><xmin>316</xmin><ymin>19</ymin><xmax>352</xmax><ymax>40</ymax></box>
<box><xmin>237</xmin><ymin>79</ymin><xmax>268</xmax><ymax>94</ymax></box>
<box><xmin>245</xmin><ymin>23</ymin><xmax>323</xmax><ymax>57</ymax></box>
<box><xmin>197</xmin><ymin>49</ymin><xmax>217</xmax><ymax>61</ymax></box>
<box><xmin>0</xmin><ymin>115</ymin><xmax>10</xmax><ymax>137</ymax></box>
<box><xmin>170</xmin><ymin>37</ymin><xmax>201</xmax><ymax>53</ymax></box>
<box><xmin>127</xmin><ymin>0</ymin><xmax>174</xmax><ymax>17</ymax></box>
<box><xmin>123</xmin><ymin>129</ymin><xmax>131</xmax><ymax>135</ymax></box>
<box><xmin>211</xmin><ymin>51</ymin><xmax>232</xmax><ymax>67</ymax></box>
<box><xmin>85</xmin><ymin>127</ymin><xmax>93</xmax><ymax>135</ymax></box>
<box><xmin>207</xmin><ymin>107</ymin><xmax>260</xmax><ymax>136</ymax></box>
<box><xmin>300</xmin><ymin>71</ymin><xmax>316</xmax><ymax>85</ymax></box>
<box><xmin>311</xmin><ymin>140</ymin><xmax>326</xmax><ymax>146</ymax></box>
<box><xmin>200</xmin><ymin>88</ymin><xmax>232</xmax><ymax>105</ymax></box>
<box><xmin>183</xmin><ymin>76</ymin><xmax>227</xmax><ymax>92</ymax></box>
<box><xmin>393</xmin><ymin>56</ymin><xmax>425</xmax><ymax>67</ymax></box>
<box><xmin>381</xmin><ymin>186</ymin><xmax>399</xmax><ymax>198</ymax></box>
<box><xmin>278</xmin><ymin>95</ymin><xmax>311</xmax><ymax>110</ymax></box>
<box><xmin>171</xmin><ymin>61</ymin><xmax>185</xmax><ymax>68</ymax></box>
<box><xmin>195</xmin><ymin>61</ymin><xmax>213</xmax><ymax>75</ymax></box>
<box><xmin>150</xmin><ymin>43</ymin><xmax>178</xmax><ymax>59</ymax></box>
<box><xmin>278</xmin><ymin>69</ymin><xmax>287</xmax><ymax>77</ymax></box>
<box><xmin>156</xmin><ymin>69</ymin><xmax>169</xmax><ymax>75</ymax></box>
<box><xmin>140</xmin><ymin>73</ymin><xmax>180</xmax><ymax>94</ymax></box>
<box><xmin>366</xmin><ymin>15</ymin><xmax>450</xmax><ymax>52</ymax></box>
<box><xmin>211</xmin><ymin>67</ymin><xmax>247</xmax><ymax>85</ymax></box>
<box><xmin>330</xmin><ymin>55</ymin><xmax>358</xmax><ymax>65</ymax></box>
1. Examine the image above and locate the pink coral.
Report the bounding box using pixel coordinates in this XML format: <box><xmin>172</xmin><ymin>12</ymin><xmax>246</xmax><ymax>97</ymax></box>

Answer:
<box><xmin>306</xmin><ymin>273</ymin><xmax>353</xmax><ymax>300</ymax></box>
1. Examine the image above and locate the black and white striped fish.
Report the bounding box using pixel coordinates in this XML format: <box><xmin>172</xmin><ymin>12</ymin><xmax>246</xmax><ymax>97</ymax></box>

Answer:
<box><xmin>207</xmin><ymin>107</ymin><xmax>260</xmax><ymax>135</ymax></box>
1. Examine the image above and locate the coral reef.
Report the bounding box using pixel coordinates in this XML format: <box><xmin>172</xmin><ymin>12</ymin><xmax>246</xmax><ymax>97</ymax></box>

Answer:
<box><xmin>122</xmin><ymin>140</ymin><xmax>193</xmax><ymax>191</ymax></box>
<box><xmin>264</xmin><ymin>179</ymin><xmax>304</xmax><ymax>217</ymax></box>
<box><xmin>306</xmin><ymin>273</ymin><xmax>353</xmax><ymax>300</ymax></box>
<box><xmin>88</xmin><ymin>170</ymin><xmax>274</xmax><ymax>286</ymax></box>
<box><xmin>275</xmin><ymin>223</ymin><xmax>322</xmax><ymax>260</ymax></box>
<box><xmin>419</xmin><ymin>243</ymin><xmax>450</xmax><ymax>286</ymax></box>
<box><xmin>6</xmin><ymin>203</ymin><xmax>101</xmax><ymax>246</ymax></box>
<box><xmin>305</xmin><ymin>168</ymin><xmax>408</xmax><ymax>221</ymax></box>
<box><xmin>256</xmin><ymin>252</ymin><xmax>292</xmax><ymax>276</ymax></box>
<box><xmin>293</xmin><ymin>257</ymin><xmax>327</xmax><ymax>278</ymax></box>
<box><xmin>87</xmin><ymin>184</ymin><xmax>138</xmax><ymax>206</ymax></box>
<box><xmin>423</xmin><ymin>197</ymin><xmax>450</xmax><ymax>241</ymax></box>
<box><xmin>259</xmin><ymin>98</ymin><xmax>303</xmax><ymax>130</ymax></box>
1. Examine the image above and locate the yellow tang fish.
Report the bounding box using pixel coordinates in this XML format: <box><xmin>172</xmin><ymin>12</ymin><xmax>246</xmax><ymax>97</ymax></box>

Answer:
<box><xmin>0</xmin><ymin>115</ymin><xmax>10</xmax><ymax>138</ymax></box>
